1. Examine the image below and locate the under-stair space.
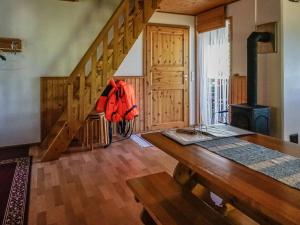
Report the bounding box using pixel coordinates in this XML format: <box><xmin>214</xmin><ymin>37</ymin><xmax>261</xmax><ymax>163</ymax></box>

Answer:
<box><xmin>32</xmin><ymin>0</ymin><xmax>161</xmax><ymax>162</ymax></box>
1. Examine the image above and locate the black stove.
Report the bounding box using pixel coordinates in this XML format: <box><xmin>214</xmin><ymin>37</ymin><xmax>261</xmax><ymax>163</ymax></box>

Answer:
<box><xmin>230</xmin><ymin>32</ymin><xmax>271</xmax><ymax>135</ymax></box>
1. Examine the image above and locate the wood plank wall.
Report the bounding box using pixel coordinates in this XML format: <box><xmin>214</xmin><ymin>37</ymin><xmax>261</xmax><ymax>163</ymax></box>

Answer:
<box><xmin>41</xmin><ymin>76</ymin><xmax>145</xmax><ymax>140</ymax></box>
<box><xmin>40</xmin><ymin>77</ymin><xmax>68</xmax><ymax>140</ymax></box>
<box><xmin>229</xmin><ymin>74</ymin><xmax>247</xmax><ymax>105</ymax></box>
<box><xmin>114</xmin><ymin>76</ymin><xmax>145</xmax><ymax>133</ymax></box>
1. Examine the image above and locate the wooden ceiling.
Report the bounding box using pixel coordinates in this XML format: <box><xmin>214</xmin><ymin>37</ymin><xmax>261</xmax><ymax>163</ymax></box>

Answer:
<box><xmin>158</xmin><ymin>0</ymin><xmax>238</xmax><ymax>15</ymax></box>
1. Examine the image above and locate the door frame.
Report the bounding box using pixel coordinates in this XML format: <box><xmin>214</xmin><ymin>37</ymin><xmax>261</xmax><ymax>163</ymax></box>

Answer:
<box><xmin>144</xmin><ymin>23</ymin><xmax>190</xmax><ymax>131</ymax></box>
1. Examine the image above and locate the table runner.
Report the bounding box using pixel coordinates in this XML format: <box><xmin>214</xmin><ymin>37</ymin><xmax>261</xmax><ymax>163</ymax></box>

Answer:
<box><xmin>196</xmin><ymin>137</ymin><xmax>300</xmax><ymax>190</ymax></box>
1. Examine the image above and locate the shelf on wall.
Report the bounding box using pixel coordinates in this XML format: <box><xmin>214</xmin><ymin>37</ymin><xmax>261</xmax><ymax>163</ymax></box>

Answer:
<box><xmin>0</xmin><ymin>37</ymin><xmax>22</xmax><ymax>53</ymax></box>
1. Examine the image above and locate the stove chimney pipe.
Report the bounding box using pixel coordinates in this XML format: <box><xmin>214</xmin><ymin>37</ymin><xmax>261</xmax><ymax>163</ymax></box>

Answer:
<box><xmin>247</xmin><ymin>32</ymin><xmax>271</xmax><ymax>106</ymax></box>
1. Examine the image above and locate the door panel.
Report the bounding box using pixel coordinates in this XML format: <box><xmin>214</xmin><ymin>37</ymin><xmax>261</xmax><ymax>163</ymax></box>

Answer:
<box><xmin>145</xmin><ymin>25</ymin><xmax>189</xmax><ymax>130</ymax></box>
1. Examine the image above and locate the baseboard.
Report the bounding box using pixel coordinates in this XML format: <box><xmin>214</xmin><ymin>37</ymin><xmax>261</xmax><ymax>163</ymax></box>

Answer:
<box><xmin>0</xmin><ymin>142</ymin><xmax>40</xmax><ymax>151</ymax></box>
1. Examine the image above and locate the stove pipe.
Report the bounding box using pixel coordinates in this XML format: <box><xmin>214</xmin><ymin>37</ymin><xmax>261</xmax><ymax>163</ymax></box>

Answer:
<box><xmin>247</xmin><ymin>32</ymin><xmax>271</xmax><ymax>106</ymax></box>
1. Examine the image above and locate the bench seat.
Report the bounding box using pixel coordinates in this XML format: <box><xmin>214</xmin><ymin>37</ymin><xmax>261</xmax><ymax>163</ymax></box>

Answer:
<box><xmin>127</xmin><ymin>172</ymin><xmax>230</xmax><ymax>225</ymax></box>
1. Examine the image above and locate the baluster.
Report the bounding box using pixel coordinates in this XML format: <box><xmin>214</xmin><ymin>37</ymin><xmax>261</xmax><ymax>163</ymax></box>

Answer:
<box><xmin>103</xmin><ymin>35</ymin><xmax>108</xmax><ymax>84</ymax></box>
<box><xmin>91</xmin><ymin>53</ymin><xmax>97</xmax><ymax>102</ymax></box>
<box><xmin>67</xmin><ymin>83</ymin><xmax>74</xmax><ymax>133</ymax></box>
<box><xmin>79</xmin><ymin>70</ymin><xmax>85</xmax><ymax>121</ymax></box>
<box><xmin>152</xmin><ymin>0</ymin><xmax>158</xmax><ymax>9</ymax></box>
<box><xmin>133</xmin><ymin>0</ymin><xmax>140</xmax><ymax>38</ymax></box>
<box><xmin>113</xmin><ymin>21</ymin><xmax>119</xmax><ymax>70</ymax></box>
<box><xmin>124</xmin><ymin>0</ymin><xmax>130</xmax><ymax>52</ymax></box>
<box><xmin>143</xmin><ymin>0</ymin><xmax>153</xmax><ymax>22</ymax></box>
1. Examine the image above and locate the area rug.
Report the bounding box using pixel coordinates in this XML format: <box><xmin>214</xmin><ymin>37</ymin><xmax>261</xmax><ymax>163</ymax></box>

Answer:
<box><xmin>0</xmin><ymin>149</ymin><xmax>31</xmax><ymax>225</ymax></box>
<box><xmin>196</xmin><ymin>137</ymin><xmax>300</xmax><ymax>190</ymax></box>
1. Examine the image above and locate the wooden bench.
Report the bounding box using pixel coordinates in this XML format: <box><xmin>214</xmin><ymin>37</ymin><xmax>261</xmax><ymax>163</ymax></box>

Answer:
<box><xmin>127</xmin><ymin>172</ymin><xmax>231</xmax><ymax>225</ymax></box>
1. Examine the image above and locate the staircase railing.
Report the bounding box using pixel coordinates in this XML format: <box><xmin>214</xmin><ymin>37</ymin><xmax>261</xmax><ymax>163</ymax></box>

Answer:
<box><xmin>38</xmin><ymin>0</ymin><xmax>160</xmax><ymax>161</ymax></box>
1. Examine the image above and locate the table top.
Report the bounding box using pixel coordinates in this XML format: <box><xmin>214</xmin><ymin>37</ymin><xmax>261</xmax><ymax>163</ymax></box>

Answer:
<box><xmin>142</xmin><ymin>132</ymin><xmax>300</xmax><ymax>225</ymax></box>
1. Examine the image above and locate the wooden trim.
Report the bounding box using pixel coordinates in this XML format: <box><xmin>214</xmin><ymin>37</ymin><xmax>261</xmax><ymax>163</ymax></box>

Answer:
<box><xmin>195</xmin><ymin>16</ymin><xmax>200</xmax><ymax>125</ymax></box>
<box><xmin>147</xmin><ymin>23</ymin><xmax>190</xmax><ymax>30</ymax></box>
<box><xmin>143</xmin><ymin>26</ymin><xmax>148</xmax><ymax>130</ymax></box>
<box><xmin>185</xmin><ymin>27</ymin><xmax>190</xmax><ymax>127</ymax></box>
<box><xmin>196</xmin><ymin>6</ymin><xmax>226</xmax><ymax>33</ymax></box>
<box><xmin>227</xmin><ymin>16</ymin><xmax>233</xmax><ymax>77</ymax></box>
<box><xmin>0</xmin><ymin>142</ymin><xmax>40</xmax><ymax>151</ymax></box>
<box><xmin>156</xmin><ymin>10</ymin><xmax>196</xmax><ymax>16</ymax></box>
<box><xmin>114</xmin><ymin>75</ymin><xmax>144</xmax><ymax>79</ymax></box>
<box><xmin>40</xmin><ymin>76</ymin><xmax>67</xmax><ymax>79</ymax></box>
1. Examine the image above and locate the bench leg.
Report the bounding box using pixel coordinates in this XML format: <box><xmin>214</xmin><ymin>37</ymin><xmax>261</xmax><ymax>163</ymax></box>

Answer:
<box><xmin>173</xmin><ymin>163</ymin><xmax>227</xmax><ymax>210</ymax></box>
<box><xmin>140</xmin><ymin>209</ymin><xmax>156</xmax><ymax>225</ymax></box>
<box><xmin>173</xmin><ymin>162</ymin><xmax>197</xmax><ymax>190</ymax></box>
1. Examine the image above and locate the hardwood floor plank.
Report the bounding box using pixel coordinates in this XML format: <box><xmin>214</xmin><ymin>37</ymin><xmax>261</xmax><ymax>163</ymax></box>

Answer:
<box><xmin>29</xmin><ymin>139</ymin><xmax>177</xmax><ymax>225</ymax></box>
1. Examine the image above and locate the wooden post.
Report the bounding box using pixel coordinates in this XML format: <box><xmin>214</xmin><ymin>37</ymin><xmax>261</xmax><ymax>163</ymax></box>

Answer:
<box><xmin>103</xmin><ymin>35</ymin><xmax>108</xmax><ymax>85</ymax></box>
<box><xmin>133</xmin><ymin>0</ymin><xmax>140</xmax><ymax>38</ymax></box>
<box><xmin>124</xmin><ymin>0</ymin><xmax>130</xmax><ymax>53</ymax></box>
<box><xmin>113</xmin><ymin>21</ymin><xmax>119</xmax><ymax>70</ymax></box>
<box><xmin>67</xmin><ymin>83</ymin><xmax>74</xmax><ymax>133</ymax></box>
<box><xmin>143</xmin><ymin>0</ymin><xmax>153</xmax><ymax>22</ymax></box>
<box><xmin>79</xmin><ymin>70</ymin><xmax>85</xmax><ymax>122</ymax></box>
<box><xmin>91</xmin><ymin>53</ymin><xmax>97</xmax><ymax>102</ymax></box>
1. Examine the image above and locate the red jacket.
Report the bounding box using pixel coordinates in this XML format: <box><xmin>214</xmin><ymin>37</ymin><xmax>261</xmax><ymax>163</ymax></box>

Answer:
<box><xmin>96</xmin><ymin>79</ymin><xmax>138</xmax><ymax>122</ymax></box>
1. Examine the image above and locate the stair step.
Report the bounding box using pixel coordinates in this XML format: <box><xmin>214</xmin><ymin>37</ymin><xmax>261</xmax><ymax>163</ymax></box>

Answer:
<box><xmin>40</xmin><ymin>120</ymin><xmax>67</xmax><ymax>150</ymax></box>
<box><xmin>29</xmin><ymin>145</ymin><xmax>42</xmax><ymax>159</ymax></box>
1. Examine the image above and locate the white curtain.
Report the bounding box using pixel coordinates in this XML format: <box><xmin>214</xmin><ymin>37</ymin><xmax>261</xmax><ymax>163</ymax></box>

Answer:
<box><xmin>198</xmin><ymin>21</ymin><xmax>230</xmax><ymax>125</ymax></box>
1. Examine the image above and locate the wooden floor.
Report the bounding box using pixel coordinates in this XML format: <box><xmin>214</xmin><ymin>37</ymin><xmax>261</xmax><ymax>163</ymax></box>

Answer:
<box><xmin>28</xmin><ymin>139</ymin><xmax>177</xmax><ymax>225</ymax></box>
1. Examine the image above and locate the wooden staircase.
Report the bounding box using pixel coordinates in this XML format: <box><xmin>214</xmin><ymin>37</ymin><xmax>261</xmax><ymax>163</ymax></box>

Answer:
<box><xmin>36</xmin><ymin>0</ymin><xmax>161</xmax><ymax>162</ymax></box>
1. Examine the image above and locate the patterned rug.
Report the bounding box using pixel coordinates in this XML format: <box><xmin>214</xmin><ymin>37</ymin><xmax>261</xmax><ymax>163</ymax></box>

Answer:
<box><xmin>0</xmin><ymin>149</ymin><xmax>31</xmax><ymax>225</ymax></box>
<box><xmin>196</xmin><ymin>137</ymin><xmax>300</xmax><ymax>190</ymax></box>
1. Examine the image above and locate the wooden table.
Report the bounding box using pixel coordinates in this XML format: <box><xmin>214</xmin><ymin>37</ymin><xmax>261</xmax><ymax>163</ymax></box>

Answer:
<box><xmin>142</xmin><ymin>133</ymin><xmax>300</xmax><ymax>225</ymax></box>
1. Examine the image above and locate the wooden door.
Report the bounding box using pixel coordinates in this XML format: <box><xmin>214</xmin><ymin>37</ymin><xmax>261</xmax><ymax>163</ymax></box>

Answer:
<box><xmin>145</xmin><ymin>24</ymin><xmax>189</xmax><ymax>131</ymax></box>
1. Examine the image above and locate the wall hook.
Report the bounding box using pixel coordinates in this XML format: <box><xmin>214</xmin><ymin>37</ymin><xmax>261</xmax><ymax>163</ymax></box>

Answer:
<box><xmin>0</xmin><ymin>50</ymin><xmax>7</xmax><ymax>61</ymax></box>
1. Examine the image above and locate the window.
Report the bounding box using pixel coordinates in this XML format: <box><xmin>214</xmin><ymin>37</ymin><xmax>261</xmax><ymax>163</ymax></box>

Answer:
<box><xmin>198</xmin><ymin>20</ymin><xmax>231</xmax><ymax>125</ymax></box>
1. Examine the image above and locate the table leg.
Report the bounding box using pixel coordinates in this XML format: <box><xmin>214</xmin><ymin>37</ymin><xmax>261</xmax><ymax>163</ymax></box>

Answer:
<box><xmin>173</xmin><ymin>162</ymin><xmax>228</xmax><ymax>212</ymax></box>
<box><xmin>173</xmin><ymin>162</ymin><xmax>197</xmax><ymax>190</ymax></box>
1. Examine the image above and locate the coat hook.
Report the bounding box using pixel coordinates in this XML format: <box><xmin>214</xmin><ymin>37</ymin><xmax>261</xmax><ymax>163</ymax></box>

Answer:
<box><xmin>0</xmin><ymin>50</ymin><xmax>6</xmax><ymax>61</ymax></box>
<box><xmin>11</xmin><ymin>41</ymin><xmax>17</xmax><ymax>55</ymax></box>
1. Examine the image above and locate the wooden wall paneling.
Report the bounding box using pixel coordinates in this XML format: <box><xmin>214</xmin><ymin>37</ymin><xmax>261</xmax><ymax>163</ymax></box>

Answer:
<box><xmin>40</xmin><ymin>77</ymin><xmax>68</xmax><ymax>140</ymax></box>
<box><xmin>114</xmin><ymin>76</ymin><xmax>145</xmax><ymax>133</ymax></box>
<box><xmin>158</xmin><ymin>0</ymin><xmax>238</xmax><ymax>15</ymax></box>
<box><xmin>196</xmin><ymin>6</ymin><xmax>226</xmax><ymax>33</ymax></box>
<box><xmin>229</xmin><ymin>74</ymin><xmax>247</xmax><ymax>105</ymax></box>
<box><xmin>41</xmin><ymin>76</ymin><xmax>145</xmax><ymax>143</ymax></box>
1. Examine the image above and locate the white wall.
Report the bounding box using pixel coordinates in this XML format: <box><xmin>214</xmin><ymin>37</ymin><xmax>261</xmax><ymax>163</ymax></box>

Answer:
<box><xmin>256</xmin><ymin>0</ymin><xmax>282</xmax><ymax>138</ymax></box>
<box><xmin>282</xmin><ymin>0</ymin><xmax>300</xmax><ymax>140</ymax></box>
<box><xmin>227</xmin><ymin>0</ymin><xmax>282</xmax><ymax>137</ymax></box>
<box><xmin>227</xmin><ymin>0</ymin><xmax>256</xmax><ymax>75</ymax></box>
<box><xmin>0</xmin><ymin>0</ymin><xmax>121</xmax><ymax>147</ymax></box>
<box><xmin>115</xmin><ymin>12</ymin><xmax>196</xmax><ymax>125</ymax></box>
<box><xmin>115</xmin><ymin>33</ymin><xmax>143</xmax><ymax>76</ymax></box>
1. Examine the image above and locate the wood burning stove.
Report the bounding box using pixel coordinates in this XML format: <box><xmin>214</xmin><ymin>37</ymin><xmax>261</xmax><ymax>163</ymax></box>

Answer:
<box><xmin>231</xmin><ymin>32</ymin><xmax>271</xmax><ymax>135</ymax></box>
